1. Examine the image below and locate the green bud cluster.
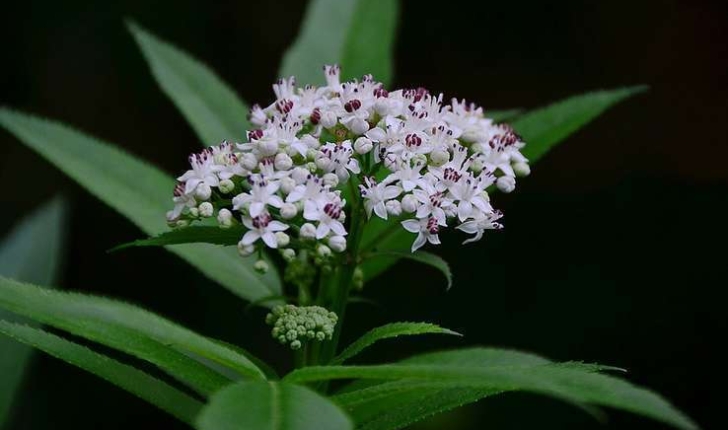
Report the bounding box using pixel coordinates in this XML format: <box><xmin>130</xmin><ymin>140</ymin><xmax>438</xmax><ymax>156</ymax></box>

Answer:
<box><xmin>265</xmin><ymin>305</ymin><xmax>338</xmax><ymax>350</ymax></box>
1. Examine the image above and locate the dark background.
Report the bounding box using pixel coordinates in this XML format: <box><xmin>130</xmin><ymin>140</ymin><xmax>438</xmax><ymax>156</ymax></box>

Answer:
<box><xmin>2</xmin><ymin>0</ymin><xmax>727</xmax><ymax>429</ymax></box>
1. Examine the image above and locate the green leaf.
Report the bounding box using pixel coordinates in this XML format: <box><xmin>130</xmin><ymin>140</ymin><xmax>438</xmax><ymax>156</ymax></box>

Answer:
<box><xmin>0</xmin><ymin>321</ymin><xmax>202</xmax><ymax>425</ymax></box>
<box><xmin>0</xmin><ymin>108</ymin><xmax>282</xmax><ymax>303</ymax></box>
<box><xmin>364</xmin><ymin>251</ymin><xmax>452</xmax><ymax>290</ymax></box>
<box><xmin>286</xmin><ymin>350</ymin><xmax>696</xmax><ymax>430</ymax></box>
<box><xmin>279</xmin><ymin>0</ymin><xmax>399</xmax><ymax>86</ymax></box>
<box><xmin>332</xmin><ymin>322</ymin><xmax>461</xmax><ymax>365</ymax></box>
<box><xmin>0</xmin><ymin>276</ymin><xmax>267</xmax><ymax>396</ymax></box>
<box><xmin>488</xmin><ymin>108</ymin><xmax>523</xmax><ymax>122</ymax></box>
<box><xmin>111</xmin><ymin>225</ymin><xmax>244</xmax><ymax>252</ymax></box>
<box><xmin>128</xmin><ymin>21</ymin><xmax>250</xmax><ymax>146</ymax></box>
<box><xmin>196</xmin><ymin>381</ymin><xmax>353</xmax><ymax>430</ymax></box>
<box><xmin>0</xmin><ymin>197</ymin><xmax>67</xmax><ymax>426</ymax></box>
<box><xmin>514</xmin><ymin>86</ymin><xmax>648</xmax><ymax>162</ymax></box>
<box><xmin>358</xmin><ymin>87</ymin><xmax>646</xmax><ymax>282</ymax></box>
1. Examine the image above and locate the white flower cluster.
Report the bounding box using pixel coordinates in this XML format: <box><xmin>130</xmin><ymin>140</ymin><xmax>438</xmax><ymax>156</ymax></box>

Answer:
<box><xmin>167</xmin><ymin>65</ymin><xmax>529</xmax><ymax>259</ymax></box>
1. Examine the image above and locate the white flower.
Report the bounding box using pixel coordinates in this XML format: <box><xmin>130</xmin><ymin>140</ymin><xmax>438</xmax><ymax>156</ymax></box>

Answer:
<box><xmin>241</xmin><ymin>213</ymin><xmax>288</xmax><ymax>248</ymax></box>
<box><xmin>456</xmin><ymin>211</ymin><xmax>503</xmax><ymax>244</ymax></box>
<box><xmin>402</xmin><ymin>217</ymin><xmax>443</xmax><ymax>252</ymax></box>
<box><xmin>448</xmin><ymin>174</ymin><xmax>493</xmax><ymax>221</ymax></box>
<box><xmin>233</xmin><ymin>177</ymin><xmax>284</xmax><ymax>218</ymax></box>
<box><xmin>318</xmin><ymin>142</ymin><xmax>360</xmax><ymax>181</ymax></box>
<box><xmin>413</xmin><ymin>182</ymin><xmax>452</xmax><ymax>224</ymax></box>
<box><xmin>360</xmin><ymin>177</ymin><xmax>401</xmax><ymax>219</ymax></box>
<box><xmin>303</xmin><ymin>200</ymin><xmax>347</xmax><ymax>238</ymax></box>
<box><xmin>178</xmin><ymin>151</ymin><xmax>221</xmax><ymax>194</ymax></box>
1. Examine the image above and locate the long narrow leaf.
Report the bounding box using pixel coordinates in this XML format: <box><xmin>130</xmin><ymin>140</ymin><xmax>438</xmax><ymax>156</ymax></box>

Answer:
<box><xmin>0</xmin><ymin>277</ymin><xmax>266</xmax><ymax>388</ymax></box>
<box><xmin>286</xmin><ymin>359</ymin><xmax>696</xmax><ymax>429</ymax></box>
<box><xmin>0</xmin><ymin>108</ymin><xmax>281</xmax><ymax>303</ymax></box>
<box><xmin>128</xmin><ymin>21</ymin><xmax>250</xmax><ymax>146</ymax></box>
<box><xmin>111</xmin><ymin>226</ymin><xmax>244</xmax><ymax>252</ymax></box>
<box><xmin>0</xmin><ymin>198</ymin><xmax>67</xmax><ymax>425</ymax></box>
<box><xmin>0</xmin><ymin>321</ymin><xmax>202</xmax><ymax>425</ymax></box>
<box><xmin>359</xmin><ymin>87</ymin><xmax>646</xmax><ymax>282</ymax></box>
<box><xmin>332</xmin><ymin>322</ymin><xmax>460</xmax><ymax>365</ymax></box>
<box><xmin>197</xmin><ymin>381</ymin><xmax>353</xmax><ymax>430</ymax></box>
<box><xmin>279</xmin><ymin>0</ymin><xmax>399</xmax><ymax>86</ymax></box>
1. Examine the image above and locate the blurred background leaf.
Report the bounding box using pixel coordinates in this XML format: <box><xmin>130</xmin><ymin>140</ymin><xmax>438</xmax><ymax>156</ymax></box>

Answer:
<box><xmin>0</xmin><ymin>197</ymin><xmax>67</xmax><ymax>427</ymax></box>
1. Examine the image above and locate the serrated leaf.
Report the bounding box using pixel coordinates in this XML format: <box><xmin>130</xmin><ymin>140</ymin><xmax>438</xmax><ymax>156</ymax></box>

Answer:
<box><xmin>286</xmin><ymin>349</ymin><xmax>696</xmax><ymax>430</ymax></box>
<box><xmin>279</xmin><ymin>0</ymin><xmax>399</xmax><ymax>86</ymax></box>
<box><xmin>0</xmin><ymin>197</ymin><xmax>67</xmax><ymax>426</ymax></box>
<box><xmin>0</xmin><ymin>276</ymin><xmax>266</xmax><ymax>396</ymax></box>
<box><xmin>514</xmin><ymin>86</ymin><xmax>648</xmax><ymax>162</ymax></box>
<box><xmin>358</xmin><ymin>87</ymin><xmax>646</xmax><ymax>282</ymax></box>
<box><xmin>332</xmin><ymin>322</ymin><xmax>461</xmax><ymax>365</ymax></box>
<box><xmin>111</xmin><ymin>225</ymin><xmax>244</xmax><ymax>252</ymax></box>
<box><xmin>0</xmin><ymin>321</ymin><xmax>202</xmax><ymax>425</ymax></box>
<box><xmin>128</xmin><ymin>21</ymin><xmax>250</xmax><ymax>146</ymax></box>
<box><xmin>0</xmin><ymin>108</ymin><xmax>281</xmax><ymax>303</ymax></box>
<box><xmin>365</xmin><ymin>251</ymin><xmax>452</xmax><ymax>290</ymax></box>
<box><xmin>196</xmin><ymin>381</ymin><xmax>353</xmax><ymax>430</ymax></box>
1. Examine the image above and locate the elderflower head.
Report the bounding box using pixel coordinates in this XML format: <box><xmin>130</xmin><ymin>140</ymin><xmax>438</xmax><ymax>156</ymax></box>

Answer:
<box><xmin>265</xmin><ymin>305</ymin><xmax>338</xmax><ymax>350</ymax></box>
<box><xmin>167</xmin><ymin>65</ymin><xmax>529</xmax><ymax>256</ymax></box>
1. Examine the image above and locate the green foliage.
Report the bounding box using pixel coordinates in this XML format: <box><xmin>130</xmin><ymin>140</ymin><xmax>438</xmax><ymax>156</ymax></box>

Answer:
<box><xmin>111</xmin><ymin>225</ymin><xmax>244</xmax><ymax>252</ymax></box>
<box><xmin>0</xmin><ymin>321</ymin><xmax>202</xmax><ymax>425</ymax></box>
<box><xmin>197</xmin><ymin>381</ymin><xmax>353</xmax><ymax>430</ymax></box>
<box><xmin>0</xmin><ymin>198</ymin><xmax>67</xmax><ymax>426</ymax></box>
<box><xmin>279</xmin><ymin>0</ymin><xmax>399</xmax><ymax>86</ymax></box>
<box><xmin>286</xmin><ymin>349</ymin><xmax>696</xmax><ymax>430</ymax></box>
<box><xmin>0</xmin><ymin>108</ymin><xmax>281</xmax><ymax>303</ymax></box>
<box><xmin>0</xmin><ymin>277</ymin><xmax>266</xmax><ymax>393</ymax></box>
<box><xmin>331</xmin><ymin>322</ymin><xmax>460</xmax><ymax>365</ymax></box>
<box><xmin>128</xmin><ymin>21</ymin><xmax>250</xmax><ymax>146</ymax></box>
<box><xmin>359</xmin><ymin>87</ymin><xmax>646</xmax><ymax>283</ymax></box>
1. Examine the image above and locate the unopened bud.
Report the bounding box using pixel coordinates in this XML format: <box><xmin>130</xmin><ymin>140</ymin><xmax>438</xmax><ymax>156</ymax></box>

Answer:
<box><xmin>280</xmin><ymin>177</ymin><xmax>296</xmax><ymax>194</ymax></box>
<box><xmin>348</xmin><ymin>118</ymin><xmax>370</xmax><ymax>135</ymax></box>
<box><xmin>320</xmin><ymin>111</ymin><xmax>338</xmax><ymax>128</ymax></box>
<box><xmin>300</xmin><ymin>223</ymin><xmax>317</xmax><ymax>240</ymax></box>
<box><xmin>280</xmin><ymin>203</ymin><xmax>298</xmax><ymax>219</ymax></box>
<box><xmin>254</xmin><ymin>259</ymin><xmax>269</xmax><ymax>274</ymax></box>
<box><xmin>241</xmin><ymin>153</ymin><xmax>258</xmax><ymax>170</ymax></box>
<box><xmin>315</xmin><ymin>155</ymin><xmax>331</xmax><ymax>170</ymax></box>
<box><xmin>194</xmin><ymin>183</ymin><xmax>212</xmax><ymax>200</ymax></box>
<box><xmin>219</xmin><ymin>179</ymin><xmax>235</xmax><ymax>194</ymax></box>
<box><xmin>513</xmin><ymin>161</ymin><xmax>531</xmax><ymax>177</ymax></box>
<box><xmin>260</xmin><ymin>140</ymin><xmax>279</xmax><ymax>157</ymax></box>
<box><xmin>188</xmin><ymin>207</ymin><xmax>200</xmax><ymax>218</ymax></box>
<box><xmin>275</xmin><ymin>232</ymin><xmax>290</xmax><ymax>247</ymax></box>
<box><xmin>316</xmin><ymin>244</ymin><xmax>332</xmax><ymax>258</ymax></box>
<box><xmin>401</xmin><ymin>194</ymin><xmax>418</xmax><ymax>213</ymax></box>
<box><xmin>291</xmin><ymin>167</ymin><xmax>310</xmax><ymax>184</ymax></box>
<box><xmin>198</xmin><ymin>202</ymin><xmax>214</xmax><ymax>217</ymax></box>
<box><xmin>237</xmin><ymin>241</ymin><xmax>255</xmax><ymax>257</ymax></box>
<box><xmin>281</xmin><ymin>248</ymin><xmax>296</xmax><ymax>262</ymax></box>
<box><xmin>274</xmin><ymin>153</ymin><xmax>293</xmax><ymax>171</ymax></box>
<box><xmin>322</xmin><ymin>173</ymin><xmax>339</xmax><ymax>188</ymax></box>
<box><xmin>217</xmin><ymin>208</ymin><xmax>233</xmax><ymax>227</ymax></box>
<box><xmin>354</xmin><ymin>137</ymin><xmax>374</xmax><ymax>154</ymax></box>
<box><xmin>328</xmin><ymin>235</ymin><xmax>347</xmax><ymax>253</ymax></box>
<box><xmin>496</xmin><ymin>175</ymin><xmax>516</xmax><ymax>193</ymax></box>
<box><xmin>386</xmin><ymin>200</ymin><xmax>402</xmax><ymax>216</ymax></box>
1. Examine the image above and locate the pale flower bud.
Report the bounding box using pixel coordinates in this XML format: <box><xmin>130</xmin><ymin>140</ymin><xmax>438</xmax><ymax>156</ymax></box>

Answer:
<box><xmin>305</xmin><ymin>148</ymin><xmax>318</xmax><ymax>161</ymax></box>
<box><xmin>198</xmin><ymin>202</ymin><xmax>214</xmax><ymax>218</ymax></box>
<box><xmin>237</xmin><ymin>240</ymin><xmax>255</xmax><ymax>257</ymax></box>
<box><xmin>260</xmin><ymin>140</ymin><xmax>279</xmax><ymax>157</ymax></box>
<box><xmin>321</xmin><ymin>111</ymin><xmax>338</xmax><ymax>128</ymax></box>
<box><xmin>429</xmin><ymin>149</ymin><xmax>449</xmax><ymax>167</ymax></box>
<box><xmin>348</xmin><ymin>118</ymin><xmax>370</xmax><ymax>135</ymax></box>
<box><xmin>275</xmin><ymin>153</ymin><xmax>293</xmax><ymax>171</ymax></box>
<box><xmin>513</xmin><ymin>161</ymin><xmax>531</xmax><ymax>177</ymax></box>
<box><xmin>322</xmin><ymin>173</ymin><xmax>339</xmax><ymax>188</ymax></box>
<box><xmin>254</xmin><ymin>259</ymin><xmax>269</xmax><ymax>274</ymax></box>
<box><xmin>292</xmin><ymin>167</ymin><xmax>310</xmax><ymax>184</ymax></box>
<box><xmin>281</xmin><ymin>248</ymin><xmax>296</xmax><ymax>262</ymax></box>
<box><xmin>374</xmin><ymin>98</ymin><xmax>390</xmax><ymax>116</ymax></box>
<box><xmin>194</xmin><ymin>183</ymin><xmax>212</xmax><ymax>200</ymax></box>
<box><xmin>354</xmin><ymin>137</ymin><xmax>373</xmax><ymax>154</ymax></box>
<box><xmin>217</xmin><ymin>208</ymin><xmax>233</xmax><ymax>228</ymax></box>
<box><xmin>241</xmin><ymin>153</ymin><xmax>258</xmax><ymax>170</ymax></box>
<box><xmin>328</xmin><ymin>235</ymin><xmax>347</xmax><ymax>253</ymax></box>
<box><xmin>280</xmin><ymin>203</ymin><xmax>298</xmax><ymax>219</ymax></box>
<box><xmin>175</xmin><ymin>219</ymin><xmax>189</xmax><ymax>228</ymax></box>
<box><xmin>280</xmin><ymin>177</ymin><xmax>296</xmax><ymax>194</ymax></box>
<box><xmin>496</xmin><ymin>175</ymin><xmax>516</xmax><ymax>193</ymax></box>
<box><xmin>300</xmin><ymin>223</ymin><xmax>317</xmax><ymax>240</ymax></box>
<box><xmin>275</xmin><ymin>232</ymin><xmax>290</xmax><ymax>247</ymax></box>
<box><xmin>469</xmin><ymin>158</ymin><xmax>484</xmax><ymax>173</ymax></box>
<box><xmin>385</xmin><ymin>200</ymin><xmax>402</xmax><ymax>216</ymax></box>
<box><xmin>219</xmin><ymin>179</ymin><xmax>235</xmax><ymax>194</ymax></box>
<box><xmin>316</xmin><ymin>244</ymin><xmax>332</xmax><ymax>258</ymax></box>
<box><xmin>188</xmin><ymin>207</ymin><xmax>200</xmax><ymax>218</ymax></box>
<box><xmin>306</xmin><ymin>162</ymin><xmax>318</xmax><ymax>173</ymax></box>
<box><xmin>315</xmin><ymin>154</ymin><xmax>331</xmax><ymax>170</ymax></box>
<box><xmin>401</xmin><ymin>194</ymin><xmax>418</xmax><ymax>213</ymax></box>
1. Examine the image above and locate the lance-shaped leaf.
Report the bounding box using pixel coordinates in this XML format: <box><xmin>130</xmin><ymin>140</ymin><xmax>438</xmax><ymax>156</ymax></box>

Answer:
<box><xmin>0</xmin><ymin>277</ymin><xmax>267</xmax><ymax>392</ymax></box>
<box><xmin>286</xmin><ymin>352</ymin><xmax>696</xmax><ymax>430</ymax></box>
<box><xmin>0</xmin><ymin>321</ymin><xmax>202</xmax><ymax>425</ymax></box>
<box><xmin>111</xmin><ymin>226</ymin><xmax>244</xmax><ymax>252</ymax></box>
<box><xmin>128</xmin><ymin>21</ymin><xmax>250</xmax><ymax>146</ymax></box>
<box><xmin>359</xmin><ymin>87</ymin><xmax>647</xmax><ymax>282</ymax></box>
<box><xmin>197</xmin><ymin>380</ymin><xmax>353</xmax><ymax>430</ymax></box>
<box><xmin>0</xmin><ymin>197</ymin><xmax>67</xmax><ymax>425</ymax></box>
<box><xmin>279</xmin><ymin>0</ymin><xmax>399</xmax><ymax>86</ymax></box>
<box><xmin>331</xmin><ymin>322</ymin><xmax>461</xmax><ymax>365</ymax></box>
<box><xmin>0</xmin><ymin>108</ymin><xmax>281</xmax><ymax>303</ymax></box>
